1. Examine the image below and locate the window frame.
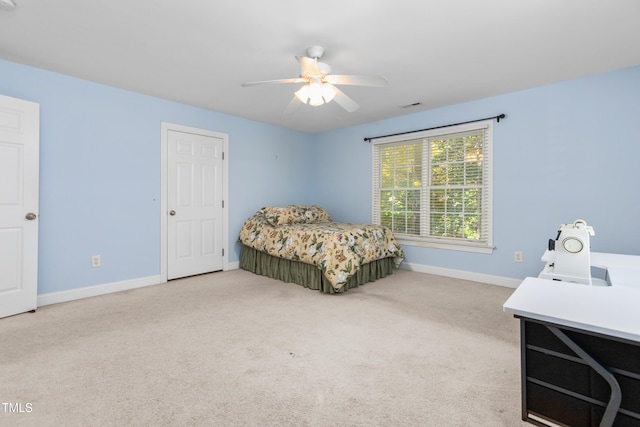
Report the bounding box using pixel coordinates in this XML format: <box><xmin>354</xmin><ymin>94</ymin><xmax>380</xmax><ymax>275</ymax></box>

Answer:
<box><xmin>371</xmin><ymin>120</ymin><xmax>494</xmax><ymax>254</ymax></box>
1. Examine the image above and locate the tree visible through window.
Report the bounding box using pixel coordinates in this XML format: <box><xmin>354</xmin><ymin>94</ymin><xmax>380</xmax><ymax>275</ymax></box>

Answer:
<box><xmin>372</xmin><ymin>120</ymin><xmax>493</xmax><ymax>253</ymax></box>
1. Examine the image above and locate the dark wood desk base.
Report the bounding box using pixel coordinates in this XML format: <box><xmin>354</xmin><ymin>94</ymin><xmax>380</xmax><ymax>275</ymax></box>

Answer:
<box><xmin>518</xmin><ymin>317</ymin><xmax>640</xmax><ymax>427</ymax></box>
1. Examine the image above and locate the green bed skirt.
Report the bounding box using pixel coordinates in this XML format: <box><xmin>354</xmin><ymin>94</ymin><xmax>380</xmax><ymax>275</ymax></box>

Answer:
<box><xmin>239</xmin><ymin>245</ymin><xmax>398</xmax><ymax>294</ymax></box>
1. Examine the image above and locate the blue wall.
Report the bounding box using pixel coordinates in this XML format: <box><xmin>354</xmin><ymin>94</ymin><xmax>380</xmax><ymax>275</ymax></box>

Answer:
<box><xmin>0</xmin><ymin>59</ymin><xmax>315</xmax><ymax>294</ymax></box>
<box><xmin>2</xmin><ymin>58</ymin><xmax>638</xmax><ymax>295</ymax></box>
<box><xmin>313</xmin><ymin>65</ymin><xmax>640</xmax><ymax>279</ymax></box>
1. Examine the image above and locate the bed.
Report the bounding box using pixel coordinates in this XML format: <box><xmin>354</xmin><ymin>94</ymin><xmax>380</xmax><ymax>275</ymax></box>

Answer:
<box><xmin>238</xmin><ymin>205</ymin><xmax>405</xmax><ymax>293</ymax></box>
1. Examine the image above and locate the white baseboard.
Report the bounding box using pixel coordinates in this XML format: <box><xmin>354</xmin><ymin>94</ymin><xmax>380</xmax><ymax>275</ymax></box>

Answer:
<box><xmin>37</xmin><ymin>275</ymin><xmax>162</xmax><ymax>307</ymax></box>
<box><xmin>36</xmin><ymin>261</ymin><xmax>517</xmax><ymax>308</ymax></box>
<box><xmin>400</xmin><ymin>262</ymin><xmax>521</xmax><ymax>288</ymax></box>
<box><xmin>38</xmin><ymin>262</ymin><xmax>242</xmax><ymax>308</ymax></box>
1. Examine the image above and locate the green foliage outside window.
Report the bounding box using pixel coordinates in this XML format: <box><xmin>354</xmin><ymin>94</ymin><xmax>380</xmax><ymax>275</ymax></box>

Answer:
<box><xmin>378</xmin><ymin>134</ymin><xmax>484</xmax><ymax>241</ymax></box>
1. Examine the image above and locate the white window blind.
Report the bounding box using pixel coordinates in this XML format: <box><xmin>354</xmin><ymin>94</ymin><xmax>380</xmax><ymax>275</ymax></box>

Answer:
<box><xmin>372</xmin><ymin>120</ymin><xmax>493</xmax><ymax>253</ymax></box>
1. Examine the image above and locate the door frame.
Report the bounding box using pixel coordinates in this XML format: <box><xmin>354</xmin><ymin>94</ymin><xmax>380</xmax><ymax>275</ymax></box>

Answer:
<box><xmin>160</xmin><ymin>122</ymin><xmax>229</xmax><ymax>283</ymax></box>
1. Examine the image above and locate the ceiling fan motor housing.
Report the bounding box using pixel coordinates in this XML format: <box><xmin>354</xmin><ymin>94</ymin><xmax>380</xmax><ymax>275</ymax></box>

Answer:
<box><xmin>316</xmin><ymin>62</ymin><xmax>331</xmax><ymax>75</ymax></box>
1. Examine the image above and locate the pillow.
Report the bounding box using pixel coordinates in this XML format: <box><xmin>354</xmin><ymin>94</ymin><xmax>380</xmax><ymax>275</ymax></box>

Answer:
<box><xmin>262</xmin><ymin>205</ymin><xmax>332</xmax><ymax>226</ymax></box>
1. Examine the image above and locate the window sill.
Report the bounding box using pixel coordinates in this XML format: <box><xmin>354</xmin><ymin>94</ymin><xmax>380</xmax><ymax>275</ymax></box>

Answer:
<box><xmin>396</xmin><ymin>237</ymin><xmax>495</xmax><ymax>254</ymax></box>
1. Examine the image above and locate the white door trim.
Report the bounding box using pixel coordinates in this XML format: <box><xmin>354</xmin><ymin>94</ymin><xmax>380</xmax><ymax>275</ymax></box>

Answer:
<box><xmin>160</xmin><ymin>122</ymin><xmax>229</xmax><ymax>283</ymax></box>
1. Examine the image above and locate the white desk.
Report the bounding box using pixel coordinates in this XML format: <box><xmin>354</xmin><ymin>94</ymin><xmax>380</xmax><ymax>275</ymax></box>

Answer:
<box><xmin>503</xmin><ymin>276</ymin><xmax>640</xmax><ymax>343</ymax></box>
<box><xmin>504</xmin><ymin>252</ymin><xmax>640</xmax><ymax>427</ymax></box>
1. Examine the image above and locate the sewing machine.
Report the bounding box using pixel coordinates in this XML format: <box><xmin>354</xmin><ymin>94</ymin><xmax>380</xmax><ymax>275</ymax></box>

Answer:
<box><xmin>539</xmin><ymin>219</ymin><xmax>597</xmax><ymax>285</ymax></box>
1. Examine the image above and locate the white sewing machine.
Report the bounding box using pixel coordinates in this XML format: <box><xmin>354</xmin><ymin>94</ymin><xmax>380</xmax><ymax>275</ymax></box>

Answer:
<box><xmin>539</xmin><ymin>219</ymin><xmax>596</xmax><ymax>285</ymax></box>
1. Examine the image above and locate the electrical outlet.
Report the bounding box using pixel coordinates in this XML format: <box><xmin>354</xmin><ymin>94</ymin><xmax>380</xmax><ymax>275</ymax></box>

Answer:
<box><xmin>91</xmin><ymin>255</ymin><xmax>101</xmax><ymax>267</ymax></box>
<box><xmin>514</xmin><ymin>251</ymin><xmax>523</xmax><ymax>263</ymax></box>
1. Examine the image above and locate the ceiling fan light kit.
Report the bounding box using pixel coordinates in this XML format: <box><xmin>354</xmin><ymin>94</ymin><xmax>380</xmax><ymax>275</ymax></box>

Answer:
<box><xmin>242</xmin><ymin>46</ymin><xmax>387</xmax><ymax>113</ymax></box>
<box><xmin>295</xmin><ymin>81</ymin><xmax>337</xmax><ymax>106</ymax></box>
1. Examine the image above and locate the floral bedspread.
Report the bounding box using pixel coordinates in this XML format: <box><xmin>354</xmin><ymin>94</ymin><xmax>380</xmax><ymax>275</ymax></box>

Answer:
<box><xmin>239</xmin><ymin>206</ymin><xmax>404</xmax><ymax>290</ymax></box>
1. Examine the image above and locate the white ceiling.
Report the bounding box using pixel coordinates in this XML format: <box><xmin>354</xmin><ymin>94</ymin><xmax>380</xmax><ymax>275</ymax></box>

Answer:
<box><xmin>1</xmin><ymin>0</ymin><xmax>639</xmax><ymax>134</ymax></box>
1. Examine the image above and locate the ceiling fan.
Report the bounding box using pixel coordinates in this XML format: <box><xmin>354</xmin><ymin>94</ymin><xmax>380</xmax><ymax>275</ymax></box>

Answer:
<box><xmin>241</xmin><ymin>46</ymin><xmax>388</xmax><ymax>114</ymax></box>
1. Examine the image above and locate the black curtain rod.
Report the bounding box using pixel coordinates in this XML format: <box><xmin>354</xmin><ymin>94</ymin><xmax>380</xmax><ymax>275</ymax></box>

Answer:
<box><xmin>363</xmin><ymin>113</ymin><xmax>506</xmax><ymax>142</ymax></box>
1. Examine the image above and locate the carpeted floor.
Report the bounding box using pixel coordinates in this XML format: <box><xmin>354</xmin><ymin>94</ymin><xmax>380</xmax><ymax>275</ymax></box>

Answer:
<box><xmin>0</xmin><ymin>269</ymin><xmax>528</xmax><ymax>426</ymax></box>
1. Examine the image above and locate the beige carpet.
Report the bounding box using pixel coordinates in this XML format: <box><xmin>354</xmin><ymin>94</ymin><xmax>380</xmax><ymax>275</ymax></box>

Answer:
<box><xmin>0</xmin><ymin>269</ymin><xmax>528</xmax><ymax>426</ymax></box>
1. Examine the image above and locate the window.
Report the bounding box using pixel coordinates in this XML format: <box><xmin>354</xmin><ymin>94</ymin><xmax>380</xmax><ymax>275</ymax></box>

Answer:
<box><xmin>372</xmin><ymin>120</ymin><xmax>493</xmax><ymax>253</ymax></box>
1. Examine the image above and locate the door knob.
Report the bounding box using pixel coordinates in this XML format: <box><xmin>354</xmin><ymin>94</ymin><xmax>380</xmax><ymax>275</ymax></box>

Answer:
<box><xmin>25</xmin><ymin>212</ymin><xmax>37</xmax><ymax>221</ymax></box>
<box><xmin>169</xmin><ymin>210</ymin><xmax>176</xmax><ymax>216</ymax></box>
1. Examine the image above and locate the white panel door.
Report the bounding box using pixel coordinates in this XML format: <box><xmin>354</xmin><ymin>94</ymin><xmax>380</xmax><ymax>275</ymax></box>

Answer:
<box><xmin>167</xmin><ymin>130</ymin><xmax>223</xmax><ymax>280</ymax></box>
<box><xmin>0</xmin><ymin>95</ymin><xmax>39</xmax><ymax>319</ymax></box>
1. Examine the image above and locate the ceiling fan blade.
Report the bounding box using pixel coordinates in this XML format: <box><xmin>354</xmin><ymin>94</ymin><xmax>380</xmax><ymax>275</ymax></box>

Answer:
<box><xmin>241</xmin><ymin>78</ymin><xmax>306</xmax><ymax>87</ymax></box>
<box><xmin>324</xmin><ymin>75</ymin><xmax>388</xmax><ymax>87</ymax></box>
<box><xmin>332</xmin><ymin>87</ymin><xmax>360</xmax><ymax>112</ymax></box>
<box><xmin>283</xmin><ymin>95</ymin><xmax>303</xmax><ymax>115</ymax></box>
<box><xmin>297</xmin><ymin>56</ymin><xmax>321</xmax><ymax>76</ymax></box>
